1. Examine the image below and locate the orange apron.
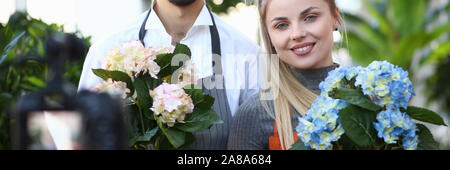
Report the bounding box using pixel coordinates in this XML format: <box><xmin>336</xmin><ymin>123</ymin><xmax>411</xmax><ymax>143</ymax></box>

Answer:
<box><xmin>269</xmin><ymin>121</ymin><xmax>300</xmax><ymax>150</ymax></box>
<box><xmin>269</xmin><ymin>106</ymin><xmax>299</xmax><ymax>150</ymax></box>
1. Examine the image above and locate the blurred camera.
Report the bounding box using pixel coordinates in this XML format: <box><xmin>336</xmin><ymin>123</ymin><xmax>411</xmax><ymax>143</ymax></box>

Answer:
<box><xmin>12</xmin><ymin>33</ymin><xmax>128</xmax><ymax>150</ymax></box>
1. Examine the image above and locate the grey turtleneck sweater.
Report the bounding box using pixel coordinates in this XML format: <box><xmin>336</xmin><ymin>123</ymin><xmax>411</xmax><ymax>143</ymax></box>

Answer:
<box><xmin>227</xmin><ymin>64</ymin><xmax>339</xmax><ymax>150</ymax></box>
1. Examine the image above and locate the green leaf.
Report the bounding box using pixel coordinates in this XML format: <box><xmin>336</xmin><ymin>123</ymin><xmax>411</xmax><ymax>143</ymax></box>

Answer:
<box><xmin>0</xmin><ymin>93</ymin><xmax>13</xmax><ymax>107</ymax></box>
<box><xmin>0</xmin><ymin>93</ymin><xmax>13</xmax><ymax>102</ymax></box>
<box><xmin>156</xmin><ymin>135</ymin><xmax>176</xmax><ymax>150</ymax></box>
<box><xmin>179</xmin><ymin>132</ymin><xmax>195</xmax><ymax>149</ymax></box>
<box><xmin>393</xmin><ymin>33</ymin><xmax>429</xmax><ymax>68</ymax></box>
<box><xmin>128</xmin><ymin>138</ymin><xmax>137</xmax><ymax>148</ymax></box>
<box><xmin>129</xmin><ymin>126</ymin><xmax>160</xmax><ymax>148</ymax></box>
<box><xmin>3</xmin><ymin>31</ymin><xmax>25</xmax><ymax>52</ymax></box>
<box><xmin>155</xmin><ymin>43</ymin><xmax>191</xmax><ymax>78</ymax></box>
<box><xmin>175</xmin><ymin>108</ymin><xmax>223</xmax><ymax>133</ymax></box>
<box><xmin>356</xmin><ymin>22</ymin><xmax>390</xmax><ymax>59</ymax></box>
<box><xmin>28</xmin><ymin>22</ymin><xmax>47</xmax><ymax>37</ymax></box>
<box><xmin>422</xmin><ymin>41</ymin><xmax>450</xmax><ymax>65</ymax></box>
<box><xmin>173</xmin><ymin>43</ymin><xmax>191</xmax><ymax>57</ymax></box>
<box><xmin>342</xmin><ymin>12</ymin><xmax>389</xmax><ymax>58</ymax></box>
<box><xmin>133</xmin><ymin>74</ymin><xmax>153</xmax><ymax>118</ymax></box>
<box><xmin>11</xmin><ymin>73</ymin><xmax>21</xmax><ymax>92</ymax></box>
<box><xmin>165</xmin><ymin>129</ymin><xmax>189</xmax><ymax>149</ymax></box>
<box><xmin>340</xmin><ymin>105</ymin><xmax>380</xmax><ymax>147</ymax></box>
<box><xmin>289</xmin><ymin>139</ymin><xmax>309</xmax><ymax>150</ymax></box>
<box><xmin>334</xmin><ymin>88</ymin><xmax>382</xmax><ymax>112</ymax></box>
<box><xmin>406</xmin><ymin>106</ymin><xmax>447</xmax><ymax>126</ymax></box>
<box><xmin>0</xmin><ymin>31</ymin><xmax>25</xmax><ymax>65</ymax></box>
<box><xmin>144</xmin><ymin>74</ymin><xmax>163</xmax><ymax>90</ymax></box>
<box><xmin>92</xmin><ymin>69</ymin><xmax>134</xmax><ymax>97</ymax></box>
<box><xmin>160</xmin><ymin>132</ymin><xmax>195</xmax><ymax>150</ymax></box>
<box><xmin>337</xmin><ymin>134</ymin><xmax>359</xmax><ymax>150</ymax></box>
<box><xmin>197</xmin><ymin>95</ymin><xmax>215</xmax><ymax>109</ymax></box>
<box><xmin>136</xmin><ymin>126</ymin><xmax>159</xmax><ymax>143</ymax></box>
<box><xmin>155</xmin><ymin>53</ymin><xmax>176</xmax><ymax>78</ymax></box>
<box><xmin>416</xmin><ymin>124</ymin><xmax>440</xmax><ymax>150</ymax></box>
<box><xmin>389</xmin><ymin>0</ymin><xmax>427</xmax><ymax>38</ymax></box>
<box><xmin>362</xmin><ymin>0</ymin><xmax>394</xmax><ymax>40</ymax></box>
<box><xmin>154</xmin><ymin>53</ymin><xmax>172</xmax><ymax>70</ymax></box>
<box><xmin>26</xmin><ymin>76</ymin><xmax>46</xmax><ymax>88</ymax></box>
<box><xmin>126</xmin><ymin>104</ymin><xmax>140</xmax><ymax>137</ymax></box>
<box><xmin>156</xmin><ymin>117</ymin><xmax>186</xmax><ymax>149</ymax></box>
<box><xmin>184</xmin><ymin>87</ymin><xmax>215</xmax><ymax>109</ymax></box>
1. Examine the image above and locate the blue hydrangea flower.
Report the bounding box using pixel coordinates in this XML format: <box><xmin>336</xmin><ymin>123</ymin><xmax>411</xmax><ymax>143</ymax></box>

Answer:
<box><xmin>355</xmin><ymin>61</ymin><xmax>415</xmax><ymax>109</ymax></box>
<box><xmin>303</xmin><ymin>60</ymin><xmax>419</xmax><ymax>150</ymax></box>
<box><xmin>319</xmin><ymin>66</ymin><xmax>363</xmax><ymax>97</ymax></box>
<box><xmin>319</xmin><ymin>68</ymin><xmax>347</xmax><ymax>97</ymax></box>
<box><xmin>402</xmin><ymin>130</ymin><xmax>419</xmax><ymax>150</ymax></box>
<box><xmin>345</xmin><ymin>66</ymin><xmax>364</xmax><ymax>81</ymax></box>
<box><xmin>296</xmin><ymin>96</ymin><xmax>349</xmax><ymax>150</ymax></box>
<box><xmin>373</xmin><ymin>107</ymin><xmax>419</xmax><ymax>150</ymax></box>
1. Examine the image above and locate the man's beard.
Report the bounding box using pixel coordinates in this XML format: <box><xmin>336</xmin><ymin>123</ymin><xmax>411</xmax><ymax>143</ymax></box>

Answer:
<box><xmin>168</xmin><ymin>0</ymin><xmax>197</xmax><ymax>6</ymax></box>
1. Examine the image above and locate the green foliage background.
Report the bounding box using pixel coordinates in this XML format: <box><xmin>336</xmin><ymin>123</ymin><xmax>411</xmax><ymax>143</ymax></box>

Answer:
<box><xmin>142</xmin><ymin>0</ymin><xmax>244</xmax><ymax>14</ymax></box>
<box><xmin>342</xmin><ymin>0</ymin><xmax>449</xmax><ymax>71</ymax></box>
<box><xmin>0</xmin><ymin>12</ymin><xmax>91</xmax><ymax>149</ymax></box>
<box><xmin>206</xmin><ymin>0</ymin><xmax>242</xmax><ymax>14</ymax></box>
<box><xmin>341</xmin><ymin>0</ymin><xmax>450</xmax><ymax>119</ymax></box>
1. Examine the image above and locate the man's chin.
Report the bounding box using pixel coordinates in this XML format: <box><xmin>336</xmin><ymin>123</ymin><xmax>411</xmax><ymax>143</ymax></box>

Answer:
<box><xmin>168</xmin><ymin>0</ymin><xmax>197</xmax><ymax>6</ymax></box>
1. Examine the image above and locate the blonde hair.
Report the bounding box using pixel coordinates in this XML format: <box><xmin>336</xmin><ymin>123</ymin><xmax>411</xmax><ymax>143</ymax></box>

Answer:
<box><xmin>257</xmin><ymin>0</ymin><xmax>342</xmax><ymax>150</ymax></box>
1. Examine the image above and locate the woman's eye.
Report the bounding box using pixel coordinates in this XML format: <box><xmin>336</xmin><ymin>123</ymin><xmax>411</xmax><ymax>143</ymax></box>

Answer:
<box><xmin>275</xmin><ymin>23</ymin><xmax>288</xmax><ymax>29</ymax></box>
<box><xmin>305</xmin><ymin>15</ymin><xmax>317</xmax><ymax>22</ymax></box>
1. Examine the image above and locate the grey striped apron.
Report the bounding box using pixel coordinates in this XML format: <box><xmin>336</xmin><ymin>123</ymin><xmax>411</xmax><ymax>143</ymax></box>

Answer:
<box><xmin>139</xmin><ymin>5</ymin><xmax>232</xmax><ymax>150</ymax></box>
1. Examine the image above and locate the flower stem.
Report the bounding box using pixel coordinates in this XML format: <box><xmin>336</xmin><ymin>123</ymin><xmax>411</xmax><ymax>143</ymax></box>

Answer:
<box><xmin>131</xmin><ymin>97</ymin><xmax>147</xmax><ymax>150</ymax></box>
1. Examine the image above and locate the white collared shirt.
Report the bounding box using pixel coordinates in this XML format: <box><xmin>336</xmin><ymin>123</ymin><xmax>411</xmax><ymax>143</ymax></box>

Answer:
<box><xmin>78</xmin><ymin>2</ymin><xmax>260</xmax><ymax>116</ymax></box>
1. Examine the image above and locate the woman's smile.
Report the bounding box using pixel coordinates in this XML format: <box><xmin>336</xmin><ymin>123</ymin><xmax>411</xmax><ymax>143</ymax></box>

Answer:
<box><xmin>291</xmin><ymin>42</ymin><xmax>316</xmax><ymax>56</ymax></box>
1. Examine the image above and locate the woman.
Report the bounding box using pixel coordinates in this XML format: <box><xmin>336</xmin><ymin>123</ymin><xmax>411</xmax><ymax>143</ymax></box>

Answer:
<box><xmin>228</xmin><ymin>0</ymin><xmax>343</xmax><ymax>150</ymax></box>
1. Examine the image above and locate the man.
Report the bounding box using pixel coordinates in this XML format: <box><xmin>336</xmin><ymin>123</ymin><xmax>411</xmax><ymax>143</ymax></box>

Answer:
<box><xmin>78</xmin><ymin>0</ymin><xmax>260</xmax><ymax>149</ymax></box>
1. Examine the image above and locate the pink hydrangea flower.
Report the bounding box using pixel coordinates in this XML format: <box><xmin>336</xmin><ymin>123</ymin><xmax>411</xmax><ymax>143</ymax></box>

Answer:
<box><xmin>92</xmin><ymin>78</ymin><xmax>131</xmax><ymax>99</ymax></box>
<box><xmin>102</xmin><ymin>40</ymin><xmax>173</xmax><ymax>79</ymax></box>
<box><xmin>177</xmin><ymin>60</ymin><xmax>200</xmax><ymax>87</ymax></box>
<box><xmin>150</xmin><ymin>83</ymin><xmax>194</xmax><ymax>127</ymax></box>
